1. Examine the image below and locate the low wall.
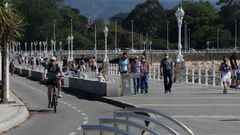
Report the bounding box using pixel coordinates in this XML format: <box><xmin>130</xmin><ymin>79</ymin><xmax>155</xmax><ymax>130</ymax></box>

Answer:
<box><xmin>21</xmin><ymin>69</ymin><xmax>30</xmax><ymax>77</ymax></box>
<box><xmin>69</xmin><ymin>77</ymin><xmax>120</xmax><ymax>97</ymax></box>
<box><xmin>30</xmin><ymin>70</ymin><xmax>43</xmax><ymax>81</ymax></box>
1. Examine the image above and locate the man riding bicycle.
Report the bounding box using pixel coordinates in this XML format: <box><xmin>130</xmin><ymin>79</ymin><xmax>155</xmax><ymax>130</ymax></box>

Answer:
<box><xmin>44</xmin><ymin>57</ymin><xmax>65</xmax><ymax>108</ymax></box>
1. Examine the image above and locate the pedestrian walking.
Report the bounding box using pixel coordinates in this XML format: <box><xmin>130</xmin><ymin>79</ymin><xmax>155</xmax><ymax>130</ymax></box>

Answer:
<box><xmin>160</xmin><ymin>53</ymin><xmax>173</xmax><ymax>93</ymax></box>
<box><xmin>119</xmin><ymin>52</ymin><xmax>131</xmax><ymax>95</ymax></box>
<box><xmin>118</xmin><ymin>52</ymin><xmax>130</xmax><ymax>74</ymax></box>
<box><xmin>131</xmin><ymin>56</ymin><xmax>141</xmax><ymax>95</ymax></box>
<box><xmin>140</xmin><ymin>55</ymin><xmax>150</xmax><ymax>93</ymax></box>
<box><xmin>219</xmin><ymin>56</ymin><xmax>231</xmax><ymax>94</ymax></box>
<box><xmin>229</xmin><ymin>52</ymin><xmax>238</xmax><ymax>88</ymax></box>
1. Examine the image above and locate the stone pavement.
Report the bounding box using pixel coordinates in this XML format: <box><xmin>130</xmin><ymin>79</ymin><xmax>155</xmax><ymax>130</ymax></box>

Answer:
<box><xmin>104</xmin><ymin>80</ymin><xmax>240</xmax><ymax>135</ymax></box>
<box><xmin>0</xmin><ymin>93</ymin><xmax>29</xmax><ymax>133</ymax></box>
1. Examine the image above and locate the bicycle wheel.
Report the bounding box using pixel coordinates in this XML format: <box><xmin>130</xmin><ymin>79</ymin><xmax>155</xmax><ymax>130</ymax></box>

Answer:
<box><xmin>53</xmin><ymin>95</ymin><xmax>57</xmax><ymax>113</ymax></box>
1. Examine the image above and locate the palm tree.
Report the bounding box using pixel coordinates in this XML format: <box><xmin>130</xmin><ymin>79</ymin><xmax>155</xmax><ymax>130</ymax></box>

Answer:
<box><xmin>0</xmin><ymin>1</ymin><xmax>24</xmax><ymax>103</ymax></box>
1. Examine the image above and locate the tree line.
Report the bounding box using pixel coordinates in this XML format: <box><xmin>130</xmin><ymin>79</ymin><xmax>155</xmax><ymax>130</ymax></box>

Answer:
<box><xmin>11</xmin><ymin>0</ymin><xmax>240</xmax><ymax>50</ymax></box>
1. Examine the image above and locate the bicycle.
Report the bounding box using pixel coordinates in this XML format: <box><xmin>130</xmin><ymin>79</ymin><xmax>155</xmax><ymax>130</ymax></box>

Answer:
<box><xmin>47</xmin><ymin>76</ymin><xmax>63</xmax><ymax>113</ymax></box>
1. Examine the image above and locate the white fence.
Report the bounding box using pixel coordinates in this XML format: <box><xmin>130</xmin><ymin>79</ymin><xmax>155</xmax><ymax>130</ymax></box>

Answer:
<box><xmin>108</xmin><ymin>63</ymin><xmax>223</xmax><ymax>87</ymax></box>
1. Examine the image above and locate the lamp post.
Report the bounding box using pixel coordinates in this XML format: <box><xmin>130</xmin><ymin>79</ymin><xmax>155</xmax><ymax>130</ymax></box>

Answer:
<box><xmin>70</xmin><ymin>35</ymin><xmax>74</xmax><ymax>61</ymax></box>
<box><xmin>143</xmin><ymin>41</ymin><xmax>146</xmax><ymax>50</ymax></box>
<box><xmin>149</xmin><ymin>41</ymin><xmax>152</xmax><ymax>63</ymax></box>
<box><xmin>167</xmin><ymin>21</ymin><xmax>169</xmax><ymax>51</ymax></box>
<box><xmin>34</xmin><ymin>41</ymin><xmax>38</xmax><ymax>54</ymax></box>
<box><xmin>207</xmin><ymin>41</ymin><xmax>210</xmax><ymax>50</ymax></box>
<box><xmin>235</xmin><ymin>20</ymin><xmax>237</xmax><ymax>48</ymax></box>
<box><xmin>30</xmin><ymin>42</ymin><xmax>33</xmax><ymax>57</ymax></box>
<box><xmin>59</xmin><ymin>41</ymin><xmax>62</xmax><ymax>51</ymax></box>
<box><xmin>131</xmin><ymin>20</ymin><xmax>134</xmax><ymax>51</ymax></box>
<box><xmin>103</xmin><ymin>26</ymin><xmax>109</xmax><ymax>75</ymax></box>
<box><xmin>43</xmin><ymin>41</ymin><xmax>47</xmax><ymax>57</ymax></box>
<box><xmin>39</xmin><ymin>41</ymin><xmax>42</xmax><ymax>57</ymax></box>
<box><xmin>115</xmin><ymin>21</ymin><xmax>117</xmax><ymax>52</ymax></box>
<box><xmin>50</xmin><ymin>40</ymin><xmax>54</xmax><ymax>56</ymax></box>
<box><xmin>103</xmin><ymin>26</ymin><xmax>109</xmax><ymax>62</ymax></box>
<box><xmin>184</xmin><ymin>21</ymin><xmax>188</xmax><ymax>52</ymax></box>
<box><xmin>24</xmin><ymin>42</ymin><xmax>27</xmax><ymax>56</ymax></box>
<box><xmin>94</xmin><ymin>24</ymin><xmax>98</xmax><ymax>74</ymax></box>
<box><xmin>188</xmin><ymin>29</ymin><xmax>191</xmax><ymax>51</ymax></box>
<box><xmin>175</xmin><ymin>6</ymin><xmax>185</xmax><ymax>62</ymax></box>
<box><xmin>217</xmin><ymin>27</ymin><xmax>219</xmax><ymax>49</ymax></box>
<box><xmin>67</xmin><ymin>36</ymin><xmax>71</xmax><ymax>61</ymax></box>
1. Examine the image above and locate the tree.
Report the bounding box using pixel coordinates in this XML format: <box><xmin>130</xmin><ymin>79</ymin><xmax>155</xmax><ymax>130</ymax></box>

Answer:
<box><xmin>0</xmin><ymin>1</ymin><xmax>24</xmax><ymax>103</ymax></box>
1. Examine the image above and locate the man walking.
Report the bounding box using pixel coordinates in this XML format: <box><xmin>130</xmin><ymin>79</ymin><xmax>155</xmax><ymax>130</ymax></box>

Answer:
<box><xmin>140</xmin><ymin>55</ymin><xmax>150</xmax><ymax>93</ymax></box>
<box><xmin>160</xmin><ymin>53</ymin><xmax>173</xmax><ymax>93</ymax></box>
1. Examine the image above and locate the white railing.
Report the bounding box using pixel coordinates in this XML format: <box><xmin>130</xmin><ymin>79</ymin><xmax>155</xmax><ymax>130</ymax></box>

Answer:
<box><xmin>108</xmin><ymin>63</ymin><xmax>223</xmax><ymax>87</ymax></box>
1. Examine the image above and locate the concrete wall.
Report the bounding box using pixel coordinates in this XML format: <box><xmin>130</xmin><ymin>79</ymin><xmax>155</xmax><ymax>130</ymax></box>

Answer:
<box><xmin>69</xmin><ymin>77</ymin><xmax>120</xmax><ymax>97</ymax></box>
<box><xmin>30</xmin><ymin>70</ymin><xmax>43</xmax><ymax>81</ymax></box>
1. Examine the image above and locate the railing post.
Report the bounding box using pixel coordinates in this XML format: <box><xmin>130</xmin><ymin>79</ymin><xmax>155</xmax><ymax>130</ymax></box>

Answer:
<box><xmin>192</xmin><ymin>65</ymin><xmax>195</xmax><ymax>84</ymax></box>
<box><xmin>157</xmin><ymin>65</ymin><xmax>160</xmax><ymax>80</ymax></box>
<box><xmin>198</xmin><ymin>65</ymin><xmax>201</xmax><ymax>84</ymax></box>
<box><xmin>153</xmin><ymin>64</ymin><xmax>156</xmax><ymax>80</ymax></box>
<box><xmin>185</xmin><ymin>66</ymin><xmax>188</xmax><ymax>83</ymax></box>
<box><xmin>205</xmin><ymin>65</ymin><xmax>208</xmax><ymax>85</ymax></box>
<box><xmin>149</xmin><ymin>64</ymin><xmax>152</xmax><ymax>80</ymax></box>
<box><xmin>213</xmin><ymin>64</ymin><xmax>216</xmax><ymax>86</ymax></box>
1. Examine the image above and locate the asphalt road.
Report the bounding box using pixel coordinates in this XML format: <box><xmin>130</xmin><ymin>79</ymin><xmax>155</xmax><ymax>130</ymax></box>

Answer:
<box><xmin>2</xmin><ymin>75</ymin><xmax>121</xmax><ymax>135</ymax></box>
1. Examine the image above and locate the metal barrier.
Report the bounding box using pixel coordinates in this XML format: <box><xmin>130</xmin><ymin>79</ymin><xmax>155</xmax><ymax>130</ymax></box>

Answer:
<box><xmin>81</xmin><ymin>125</ymin><xmax>135</xmax><ymax>135</ymax></box>
<box><xmin>114</xmin><ymin>111</ymin><xmax>179</xmax><ymax>135</ymax></box>
<box><xmin>99</xmin><ymin>118</ymin><xmax>161</xmax><ymax>135</ymax></box>
<box><xmin>126</xmin><ymin>107</ymin><xmax>194</xmax><ymax>135</ymax></box>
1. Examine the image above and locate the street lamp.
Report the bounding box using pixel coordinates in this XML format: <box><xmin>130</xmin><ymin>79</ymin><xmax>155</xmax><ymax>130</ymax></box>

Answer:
<box><xmin>59</xmin><ymin>41</ymin><xmax>62</xmax><ymax>51</ymax></box>
<box><xmin>131</xmin><ymin>20</ymin><xmax>134</xmax><ymax>51</ymax></box>
<box><xmin>115</xmin><ymin>21</ymin><xmax>117</xmax><ymax>52</ymax></box>
<box><xmin>24</xmin><ymin>42</ymin><xmax>27</xmax><ymax>56</ymax></box>
<box><xmin>235</xmin><ymin>20</ymin><xmax>237</xmax><ymax>48</ymax></box>
<box><xmin>188</xmin><ymin>29</ymin><xmax>191</xmax><ymax>51</ymax></box>
<box><xmin>175</xmin><ymin>6</ymin><xmax>185</xmax><ymax>62</ymax></box>
<box><xmin>206</xmin><ymin>41</ymin><xmax>210</xmax><ymax>50</ymax></box>
<box><xmin>143</xmin><ymin>41</ymin><xmax>146</xmax><ymax>50</ymax></box>
<box><xmin>43</xmin><ymin>41</ymin><xmax>47</xmax><ymax>57</ymax></box>
<box><xmin>39</xmin><ymin>41</ymin><xmax>42</xmax><ymax>57</ymax></box>
<box><xmin>30</xmin><ymin>42</ymin><xmax>33</xmax><ymax>57</ymax></box>
<box><xmin>67</xmin><ymin>36</ymin><xmax>71</xmax><ymax>61</ymax></box>
<box><xmin>217</xmin><ymin>27</ymin><xmax>219</xmax><ymax>49</ymax></box>
<box><xmin>167</xmin><ymin>21</ymin><xmax>169</xmax><ymax>51</ymax></box>
<box><xmin>34</xmin><ymin>41</ymin><xmax>38</xmax><ymax>54</ymax></box>
<box><xmin>51</xmin><ymin>40</ymin><xmax>54</xmax><ymax>56</ymax></box>
<box><xmin>103</xmin><ymin>26</ymin><xmax>109</xmax><ymax>62</ymax></box>
<box><xmin>184</xmin><ymin>21</ymin><xmax>188</xmax><ymax>52</ymax></box>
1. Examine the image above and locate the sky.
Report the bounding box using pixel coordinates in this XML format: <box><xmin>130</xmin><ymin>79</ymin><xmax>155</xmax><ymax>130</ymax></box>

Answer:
<box><xmin>65</xmin><ymin>0</ymin><xmax>218</xmax><ymax>21</ymax></box>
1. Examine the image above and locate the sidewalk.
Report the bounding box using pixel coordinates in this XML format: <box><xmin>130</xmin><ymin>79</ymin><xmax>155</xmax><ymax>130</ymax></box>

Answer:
<box><xmin>103</xmin><ymin>81</ymin><xmax>240</xmax><ymax>135</ymax></box>
<box><xmin>0</xmin><ymin>93</ymin><xmax>29</xmax><ymax>133</ymax></box>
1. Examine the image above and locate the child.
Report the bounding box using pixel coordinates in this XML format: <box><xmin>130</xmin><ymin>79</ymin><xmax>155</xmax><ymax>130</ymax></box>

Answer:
<box><xmin>219</xmin><ymin>56</ymin><xmax>231</xmax><ymax>94</ymax></box>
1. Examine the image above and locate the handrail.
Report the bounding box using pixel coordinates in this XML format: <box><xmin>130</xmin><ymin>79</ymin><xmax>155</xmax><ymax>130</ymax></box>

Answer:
<box><xmin>99</xmin><ymin>118</ymin><xmax>161</xmax><ymax>135</ymax></box>
<box><xmin>114</xmin><ymin>111</ymin><xmax>179</xmax><ymax>135</ymax></box>
<box><xmin>81</xmin><ymin>125</ymin><xmax>135</xmax><ymax>135</ymax></box>
<box><xmin>125</xmin><ymin>107</ymin><xmax>194</xmax><ymax>135</ymax></box>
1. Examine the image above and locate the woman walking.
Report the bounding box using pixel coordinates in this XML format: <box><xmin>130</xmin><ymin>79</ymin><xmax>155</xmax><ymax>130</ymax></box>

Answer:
<box><xmin>219</xmin><ymin>56</ymin><xmax>231</xmax><ymax>94</ymax></box>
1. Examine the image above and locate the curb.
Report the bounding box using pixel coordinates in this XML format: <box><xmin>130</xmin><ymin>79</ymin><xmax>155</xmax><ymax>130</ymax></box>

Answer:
<box><xmin>0</xmin><ymin>93</ymin><xmax>29</xmax><ymax>133</ymax></box>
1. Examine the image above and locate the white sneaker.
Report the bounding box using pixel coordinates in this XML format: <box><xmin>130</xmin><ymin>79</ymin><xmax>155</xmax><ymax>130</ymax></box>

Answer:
<box><xmin>58</xmin><ymin>91</ymin><xmax>63</xmax><ymax>98</ymax></box>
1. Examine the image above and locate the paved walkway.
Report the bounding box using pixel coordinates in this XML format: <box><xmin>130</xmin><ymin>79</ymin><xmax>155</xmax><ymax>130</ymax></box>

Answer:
<box><xmin>105</xmin><ymin>80</ymin><xmax>240</xmax><ymax>135</ymax></box>
<box><xmin>0</xmin><ymin>93</ymin><xmax>29</xmax><ymax>133</ymax></box>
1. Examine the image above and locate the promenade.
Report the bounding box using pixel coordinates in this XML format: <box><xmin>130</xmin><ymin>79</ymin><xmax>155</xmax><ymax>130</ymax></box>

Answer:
<box><xmin>105</xmin><ymin>80</ymin><xmax>240</xmax><ymax>135</ymax></box>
